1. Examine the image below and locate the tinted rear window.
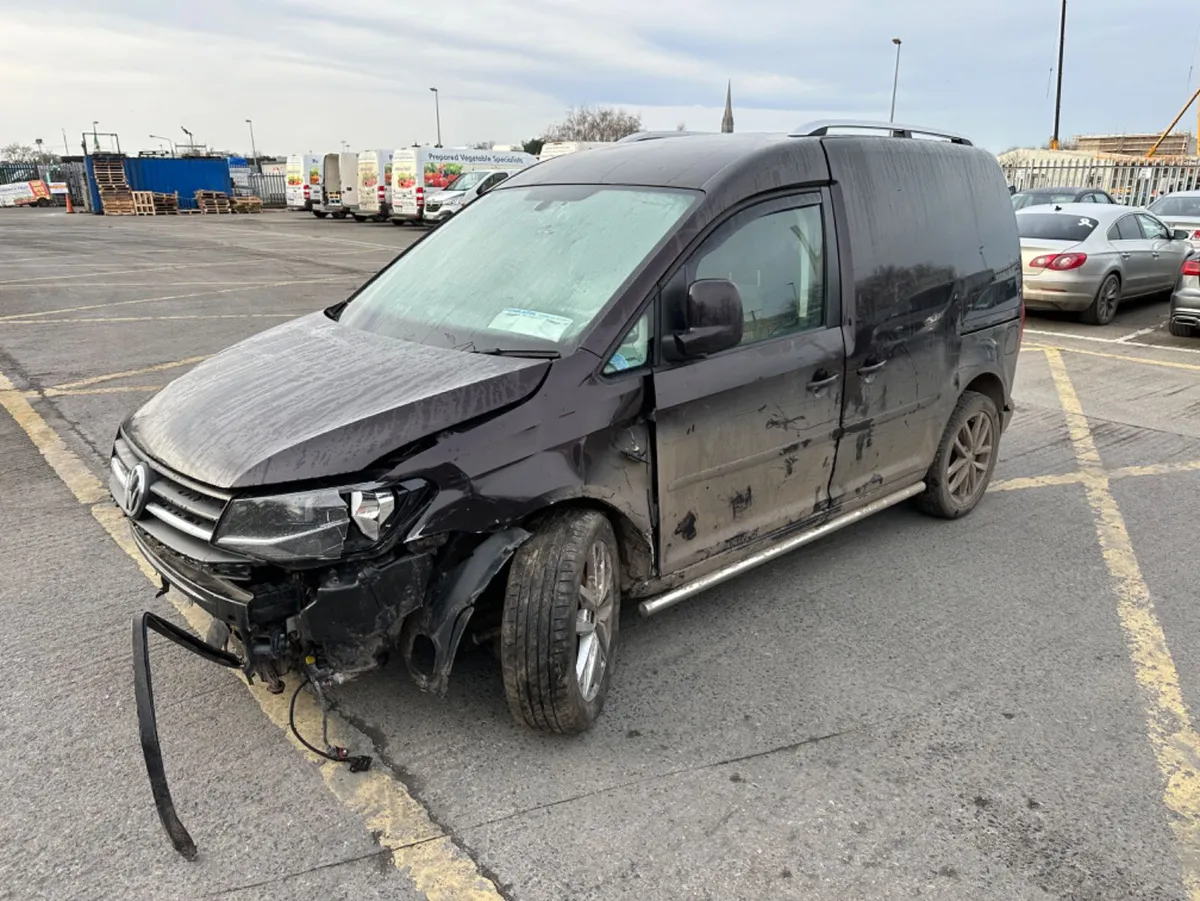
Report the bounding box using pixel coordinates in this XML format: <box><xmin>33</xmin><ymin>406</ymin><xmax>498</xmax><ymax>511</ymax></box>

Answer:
<box><xmin>1017</xmin><ymin>213</ymin><xmax>1098</xmax><ymax>241</ymax></box>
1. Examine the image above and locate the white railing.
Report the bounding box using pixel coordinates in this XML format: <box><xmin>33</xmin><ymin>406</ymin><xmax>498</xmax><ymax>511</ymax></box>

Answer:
<box><xmin>1001</xmin><ymin>157</ymin><xmax>1200</xmax><ymax>207</ymax></box>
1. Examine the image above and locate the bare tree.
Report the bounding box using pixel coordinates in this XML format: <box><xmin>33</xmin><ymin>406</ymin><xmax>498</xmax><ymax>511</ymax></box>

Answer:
<box><xmin>544</xmin><ymin>106</ymin><xmax>643</xmax><ymax>143</ymax></box>
<box><xmin>522</xmin><ymin>138</ymin><xmax>546</xmax><ymax>156</ymax></box>
<box><xmin>676</xmin><ymin>122</ymin><xmax>687</xmax><ymax>131</ymax></box>
<box><xmin>1</xmin><ymin>142</ymin><xmax>59</xmax><ymax>164</ymax></box>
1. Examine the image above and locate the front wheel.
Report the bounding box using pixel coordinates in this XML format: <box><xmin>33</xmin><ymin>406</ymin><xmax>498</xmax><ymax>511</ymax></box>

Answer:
<box><xmin>312</xmin><ymin>210</ymin><xmax>328</xmax><ymax>219</ymax></box>
<box><xmin>916</xmin><ymin>390</ymin><xmax>1001</xmax><ymax>519</ymax></box>
<box><xmin>1082</xmin><ymin>273</ymin><xmax>1120</xmax><ymax>326</ymax></box>
<box><xmin>500</xmin><ymin>510</ymin><xmax>620</xmax><ymax>734</ymax></box>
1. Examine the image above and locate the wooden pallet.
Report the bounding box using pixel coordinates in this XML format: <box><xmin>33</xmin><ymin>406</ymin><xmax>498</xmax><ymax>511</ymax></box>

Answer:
<box><xmin>152</xmin><ymin>192</ymin><xmax>179</xmax><ymax>215</ymax></box>
<box><xmin>195</xmin><ymin>190</ymin><xmax>231</xmax><ymax>214</ymax></box>
<box><xmin>92</xmin><ymin>159</ymin><xmax>128</xmax><ymax>190</ymax></box>
<box><xmin>100</xmin><ymin>188</ymin><xmax>135</xmax><ymax>216</ymax></box>
<box><xmin>231</xmin><ymin>196</ymin><xmax>263</xmax><ymax>214</ymax></box>
<box><xmin>132</xmin><ymin>191</ymin><xmax>156</xmax><ymax>215</ymax></box>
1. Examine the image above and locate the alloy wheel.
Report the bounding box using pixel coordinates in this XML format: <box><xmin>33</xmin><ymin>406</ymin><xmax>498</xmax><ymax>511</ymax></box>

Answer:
<box><xmin>575</xmin><ymin>540</ymin><xmax>616</xmax><ymax>702</ymax></box>
<box><xmin>947</xmin><ymin>411</ymin><xmax>994</xmax><ymax>503</ymax></box>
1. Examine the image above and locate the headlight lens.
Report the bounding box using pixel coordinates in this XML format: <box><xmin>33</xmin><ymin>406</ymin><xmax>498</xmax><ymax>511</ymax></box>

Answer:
<box><xmin>214</xmin><ymin>488</ymin><xmax>350</xmax><ymax>562</ymax></box>
<box><xmin>213</xmin><ymin>481</ymin><xmax>428</xmax><ymax>563</ymax></box>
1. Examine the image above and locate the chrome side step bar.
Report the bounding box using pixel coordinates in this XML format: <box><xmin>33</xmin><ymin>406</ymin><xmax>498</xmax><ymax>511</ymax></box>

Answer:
<box><xmin>638</xmin><ymin>482</ymin><xmax>925</xmax><ymax>617</ymax></box>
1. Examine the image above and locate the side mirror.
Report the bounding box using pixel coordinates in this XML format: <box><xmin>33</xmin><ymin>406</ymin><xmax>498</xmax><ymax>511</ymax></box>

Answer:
<box><xmin>1008</xmin><ymin>185</ymin><xmax>1017</xmax><ymax>195</ymax></box>
<box><xmin>673</xmin><ymin>279</ymin><xmax>743</xmax><ymax>357</ymax></box>
<box><xmin>1174</xmin><ymin>228</ymin><xmax>1191</xmax><ymax>242</ymax></box>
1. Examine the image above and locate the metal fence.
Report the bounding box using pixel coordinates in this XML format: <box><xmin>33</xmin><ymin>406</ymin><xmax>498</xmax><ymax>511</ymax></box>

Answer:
<box><xmin>1001</xmin><ymin>158</ymin><xmax>1200</xmax><ymax>207</ymax></box>
<box><xmin>249</xmin><ymin>172</ymin><xmax>286</xmax><ymax>208</ymax></box>
<box><xmin>0</xmin><ymin>161</ymin><xmax>89</xmax><ymax>208</ymax></box>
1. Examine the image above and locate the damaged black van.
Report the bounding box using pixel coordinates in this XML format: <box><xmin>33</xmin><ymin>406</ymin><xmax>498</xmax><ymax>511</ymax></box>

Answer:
<box><xmin>116</xmin><ymin>122</ymin><xmax>1022</xmax><ymax>853</ymax></box>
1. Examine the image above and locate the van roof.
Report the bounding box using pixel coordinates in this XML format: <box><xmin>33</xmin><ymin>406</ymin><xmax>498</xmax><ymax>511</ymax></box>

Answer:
<box><xmin>507</xmin><ymin>130</ymin><xmax>980</xmax><ymax>193</ymax></box>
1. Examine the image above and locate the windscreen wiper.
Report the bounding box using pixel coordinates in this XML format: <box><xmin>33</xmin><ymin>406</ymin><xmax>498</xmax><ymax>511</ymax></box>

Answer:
<box><xmin>473</xmin><ymin>348</ymin><xmax>561</xmax><ymax>359</ymax></box>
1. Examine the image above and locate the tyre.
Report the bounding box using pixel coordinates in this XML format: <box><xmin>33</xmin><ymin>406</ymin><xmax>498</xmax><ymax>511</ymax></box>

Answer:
<box><xmin>1169</xmin><ymin>319</ymin><xmax>1196</xmax><ymax>338</ymax></box>
<box><xmin>352</xmin><ymin>214</ymin><xmax>368</xmax><ymax>223</ymax></box>
<box><xmin>390</xmin><ymin>219</ymin><xmax>406</xmax><ymax>226</ymax></box>
<box><xmin>501</xmin><ymin>510</ymin><xmax>620</xmax><ymax>734</ymax></box>
<box><xmin>916</xmin><ymin>390</ymin><xmax>1001</xmax><ymax>519</ymax></box>
<box><xmin>333</xmin><ymin>211</ymin><xmax>348</xmax><ymax>219</ymax></box>
<box><xmin>312</xmin><ymin>211</ymin><xmax>328</xmax><ymax>219</ymax></box>
<box><xmin>36</xmin><ymin>197</ymin><xmax>51</xmax><ymax>207</ymax></box>
<box><xmin>1081</xmin><ymin>273</ymin><xmax>1120</xmax><ymax>325</ymax></box>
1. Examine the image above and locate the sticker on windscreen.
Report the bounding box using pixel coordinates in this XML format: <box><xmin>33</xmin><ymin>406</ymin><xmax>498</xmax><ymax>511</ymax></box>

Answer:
<box><xmin>488</xmin><ymin>308</ymin><xmax>573</xmax><ymax>341</ymax></box>
<box><xmin>1078</xmin><ymin>217</ymin><xmax>1097</xmax><ymax>228</ymax></box>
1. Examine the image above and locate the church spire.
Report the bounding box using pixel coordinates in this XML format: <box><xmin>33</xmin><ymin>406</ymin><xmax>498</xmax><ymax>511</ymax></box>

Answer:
<box><xmin>721</xmin><ymin>81</ymin><xmax>734</xmax><ymax>133</ymax></box>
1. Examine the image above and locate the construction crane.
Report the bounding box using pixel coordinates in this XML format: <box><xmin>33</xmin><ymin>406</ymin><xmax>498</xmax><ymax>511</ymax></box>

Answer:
<box><xmin>1146</xmin><ymin>85</ymin><xmax>1200</xmax><ymax>158</ymax></box>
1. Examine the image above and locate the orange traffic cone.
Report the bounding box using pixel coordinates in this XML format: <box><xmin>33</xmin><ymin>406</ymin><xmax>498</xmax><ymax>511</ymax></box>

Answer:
<box><xmin>65</xmin><ymin>192</ymin><xmax>75</xmax><ymax>214</ymax></box>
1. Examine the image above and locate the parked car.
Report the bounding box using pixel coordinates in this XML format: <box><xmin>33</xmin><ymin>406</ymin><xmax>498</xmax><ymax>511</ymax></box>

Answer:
<box><xmin>352</xmin><ymin>150</ymin><xmax>394</xmax><ymax>222</ymax></box>
<box><xmin>389</xmin><ymin>147</ymin><xmax>536</xmax><ymax>224</ymax></box>
<box><xmin>1017</xmin><ymin>203</ymin><xmax>1192</xmax><ymax>324</ymax></box>
<box><xmin>1147</xmin><ymin>191</ymin><xmax>1200</xmax><ymax>249</ymax></box>
<box><xmin>1170</xmin><ymin>257</ymin><xmax>1200</xmax><ymax>337</ymax></box>
<box><xmin>314</xmin><ymin>152</ymin><xmax>355</xmax><ymax>219</ymax></box>
<box><xmin>1012</xmin><ymin>186</ymin><xmax>1118</xmax><ymax>210</ymax></box>
<box><xmin>118</xmin><ymin>124</ymin><xmax>1024</xmax><ymax>855</ymax></box>
<box><xmin>422</xmin><ymin>168</ymin><xmax>512</xmax><ymax>222</ymax></box>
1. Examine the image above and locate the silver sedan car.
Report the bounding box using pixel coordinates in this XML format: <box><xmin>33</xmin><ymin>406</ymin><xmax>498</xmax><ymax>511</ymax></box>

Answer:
<box><xmin>1018</xmin><ymin>203</ymin><xmax>1193</xmax><ymax>325</ymax></box>
<box><xmin>1147</xmin><ymin>191</ymin><xmax>1200</xmax><ymax>252</ymax></box>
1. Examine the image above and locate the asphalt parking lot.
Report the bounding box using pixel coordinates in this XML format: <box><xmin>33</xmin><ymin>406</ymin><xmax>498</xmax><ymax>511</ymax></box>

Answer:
<box><xmin>4</xmin><ymin>207</ymin><xmax>1200</xmax><ymax>900</ymax></box>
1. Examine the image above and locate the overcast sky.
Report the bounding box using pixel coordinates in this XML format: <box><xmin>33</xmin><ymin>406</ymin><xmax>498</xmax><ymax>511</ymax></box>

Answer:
<box><xmin>5</xmin><ymin>0</ymin><xmax>1200</xmax><ymax>156</ymax></box>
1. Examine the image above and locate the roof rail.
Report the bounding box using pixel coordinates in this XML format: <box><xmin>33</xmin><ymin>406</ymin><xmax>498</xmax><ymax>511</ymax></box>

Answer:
<box><xmin>616</xmin><ymin>131</ymin><xmax>712</xmax><ymax>143</ymax></box>
<box><xmin>790</xmin><ymin>120</ymin><xmax>973</xmax><ymax>146</ymax></box>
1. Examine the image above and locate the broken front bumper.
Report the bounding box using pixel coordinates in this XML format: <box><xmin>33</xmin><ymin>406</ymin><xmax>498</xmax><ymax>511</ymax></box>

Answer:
<box><xmin>130</xmin><ymin>524</ymin><xmax>530</xmax><ymax>858</ymax></box>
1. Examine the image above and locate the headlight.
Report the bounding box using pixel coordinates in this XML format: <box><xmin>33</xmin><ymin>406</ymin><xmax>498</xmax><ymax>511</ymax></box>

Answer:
<box><xmin>440</xmin><ymin>193</ymin><xmax>464</xmax><ymax>205</ymax></box>
<box><xmin>213</xmin><ymin>481</ymin><xmax>427</xmax><ymax>563</ymax></box>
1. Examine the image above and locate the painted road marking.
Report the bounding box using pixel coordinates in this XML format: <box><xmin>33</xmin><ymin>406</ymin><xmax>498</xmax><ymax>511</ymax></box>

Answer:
<box><xmin>1</xmin><ymin>313</ymin><xmax>298</xmax><ymax>325</ymax></box>
<box><xmin>50</xmin><ymin>356</ymin><xmax>210</xmax><ymax>392</ymax></box>
<box><xmin>0</xmin><ymin>248</ymin><xmax>383</xmax><ymax>287</ymax></box>
<box><xmin>28</xmin><ymin>385</ymin><xmax>166</xmax><ymax>398</ymax></box>
<box><xmin>0</xmin><ymin>277</ymin><xmax>350</xmax><ymax>321</ymax></box>
<box><xmin>1045</xmin><ymin>347</ymin><xmax>1200</xmax><ymax>899</ymax></box>
<box><xmin>1026</xmin><ymin>343</ymin><xmax>1200</xmax><ymax>373</ymax></box>
<box><xmin>990</xmin><ymin>459</ymin><xmax>1200</xmax><ymax>493</ymax></box>
<box><xmin>0</xmin><ymin>366</ymin><xmax>505</xmax><ymax>900</ymax></box>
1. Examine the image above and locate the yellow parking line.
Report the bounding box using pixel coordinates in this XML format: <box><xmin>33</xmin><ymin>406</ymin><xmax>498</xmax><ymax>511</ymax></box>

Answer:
<box><xmin>1045</xmin><ymin>348</ymin><xmax>1200</xmax><ymax>899</ymax></box>
<box><xmin>989</xmin><ymin>459</ymin><xmax>1200</xmax><ymax>493</ymax></box>
<box><xmin>0</xmin><ymin>373</ymin><xmax>107</xmax><ymax>505</ymax></box>
<box><xmin>51</xmin><ymin>355</ymin><xmax>210</xmax><ymax>391</ymax></box>
<box><xmin>0</xmin><ymin>374</ymin><xmax>503</xmax><ymax>899</ymax></box>
<box><xmin>1037</xmin><ymin>343</ymin><xmax>1200</xmax><ymax>373</ymax></box>
<box><xmin>30</xmin><ymin>385</ymin><xmax>165</xmax><ymax>398</ymax></box>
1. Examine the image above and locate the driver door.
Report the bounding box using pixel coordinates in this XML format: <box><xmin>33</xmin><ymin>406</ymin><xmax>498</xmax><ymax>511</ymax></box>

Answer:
<box><xmin>1137</xmin><ymin>212</ymin><xmax>1190</xmax><ymax>291</ymax></box>
<box><xmin>651</xmin><ymin>193</ymin><xmax>846</xmax><ymax>575</ymax></box>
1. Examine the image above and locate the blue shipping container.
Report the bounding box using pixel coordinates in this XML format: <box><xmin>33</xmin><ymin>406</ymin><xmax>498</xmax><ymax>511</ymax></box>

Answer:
<box><xmin>124</xmin><ymin>158</ymin><xmax>233</xmax><ymax>210</ymax></box>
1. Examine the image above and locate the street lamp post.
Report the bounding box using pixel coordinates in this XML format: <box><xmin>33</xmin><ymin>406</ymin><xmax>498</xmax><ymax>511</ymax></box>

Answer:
<box><xmin>150</xmin><ymin>135</ymin><xmax>176</xmax><ymax>156</ymax></box>
<box><xmin>1050</xmin><ymin>0</ymin><xmax>1067</xmax><ymax>150</ymax></box>
<box><xmin>180</xmin><ymin>126</ymin><xmax>194</xmax><ymax>155</ymax></box>
<box><xmin>245</xmin><ymin>118</ymin><xmax>259</xmax><ymax>170</ymax></box>
<box><xmin>92</xmin><ymin>121</ymin><xmax>100</xmax><ymax>153</ymax></box>
<box><xmin>34</xmin><ymin>138</ymin><xmax>44</xmax><ymax>164</ymax></box>
<box><xmin>889</xmin><ymin>38</ymin><xmax>903</xmax><ymax>123</ymax></box>
<box><xmin>429</xmin><ymin>87</ymin><xmax>442</xmax><ymax>147</ymax></box>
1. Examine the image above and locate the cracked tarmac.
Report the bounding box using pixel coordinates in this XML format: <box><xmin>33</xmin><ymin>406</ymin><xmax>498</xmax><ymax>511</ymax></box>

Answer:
<box><xmin>4</xmin><ymin>208</ymin><xmax>1200</xmax><ymax>899</ymax></box>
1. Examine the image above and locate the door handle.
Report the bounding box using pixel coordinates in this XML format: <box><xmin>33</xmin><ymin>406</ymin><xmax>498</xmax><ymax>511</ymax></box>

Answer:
<box><xmin>807</xmin><ymin>372</ymin><xmax>840</xmax><ymax>392</ymax></box>
<box><xmin>1121</xmin><ymin>252</ymin><xmax>1131</xmax><ymax>259</ymax></box>
<box><xmin>857</xmin><ymin>360</ymin><xmax>887</xmax><ymax>376</ymax></box>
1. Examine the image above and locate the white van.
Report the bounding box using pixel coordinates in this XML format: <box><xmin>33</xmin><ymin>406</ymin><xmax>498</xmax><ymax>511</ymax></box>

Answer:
<box><xmin>537</xmin><ymin>141</ymin><xmax>611</xmax><ymax>162</ymax></box>
<box><xmin>315</xmin><ymin>152</ymin><xmax>357</xmax><ymax>219</ymax></box>
<box><xmin>285</xmin><ymin>154</ymin><xmax>321</xmax><ymax>211</ymax></box>
<box><xmin>353</xmin><ymin>150</ymin><xmax>394</xmax><ymax>222</ymax></box>
<box><xmin>423</xmin><ymin>169</ymin><xmax>515</xmax><ymax>223</ymax></box>
<box><xmin>390</xmin><ymin>147</ymin><xmax>537</xmax><ymax>223</ymax></box>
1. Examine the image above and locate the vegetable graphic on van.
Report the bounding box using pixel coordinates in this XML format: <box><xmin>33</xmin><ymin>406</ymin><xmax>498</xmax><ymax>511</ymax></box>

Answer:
<box><xmin>424</xmin><ymin>162</ymin><xmax>463</xmax><ymax>189</ymax></box>
<box><xmin>308</xmin><ymin>166</ymin><xmax>320</xmax><ymax>184</ymax></box>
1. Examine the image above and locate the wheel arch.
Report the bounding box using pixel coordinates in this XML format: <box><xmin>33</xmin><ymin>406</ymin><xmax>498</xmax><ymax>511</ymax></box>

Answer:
<box><xmin>962</xmin><ymin>371</ymin><xmax>1006</xmax><ymax>418</ymax></box>
<box><xmin>520</xmin><ymin>495</ymin><xmax>654</xmax><ymax>591</ymax></box>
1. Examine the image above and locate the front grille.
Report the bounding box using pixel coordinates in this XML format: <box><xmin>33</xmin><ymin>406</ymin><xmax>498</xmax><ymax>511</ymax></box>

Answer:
<box><xmin>110</xmin><ymin>434</ymin><xmax>231</xmax><ymax>545</ymax></box>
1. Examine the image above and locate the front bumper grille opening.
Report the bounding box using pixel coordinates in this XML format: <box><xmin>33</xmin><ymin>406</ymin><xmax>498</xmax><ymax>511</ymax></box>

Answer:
<box><xmin>112</xmin><ymin>434</ymin><xmax>232</xmax><ymax>547</ymax></box>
